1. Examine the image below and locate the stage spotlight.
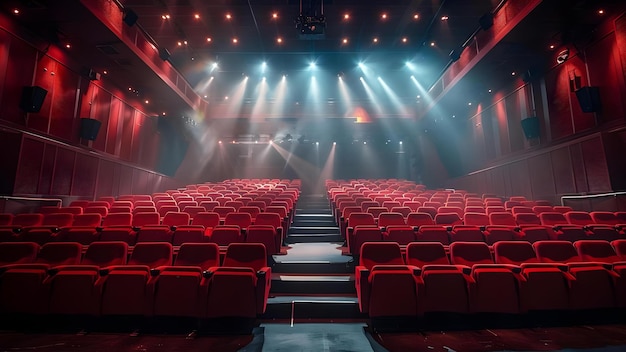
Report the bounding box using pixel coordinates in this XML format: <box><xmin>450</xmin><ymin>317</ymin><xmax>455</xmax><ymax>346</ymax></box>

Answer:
<box><xmin>333</xmin><ymin>142</ymin><xmax>336</xmax><ymax>145</ymax></box>
<box><xmin>399</xmin><ymin>141</ymin><xmax>403</xmax><ymax>145</ymax></box>
<box><xmin>309</xmin><ymin>62</ymin><xmax>316</xmax><ymax>69</ymax></box>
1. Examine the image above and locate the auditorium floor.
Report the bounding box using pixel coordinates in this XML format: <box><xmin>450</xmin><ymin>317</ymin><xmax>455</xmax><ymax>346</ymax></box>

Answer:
<box><xmin>2</xmin><ymin>323</ymin><xmax>626</xmax><ymax>351</ymax></box>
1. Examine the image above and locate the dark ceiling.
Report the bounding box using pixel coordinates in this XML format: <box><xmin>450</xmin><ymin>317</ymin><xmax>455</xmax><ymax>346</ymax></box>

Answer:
<box><xmin>119</xmin><ymin>0</ymin><xmax>499</xmax><ymax>90</ymax></box>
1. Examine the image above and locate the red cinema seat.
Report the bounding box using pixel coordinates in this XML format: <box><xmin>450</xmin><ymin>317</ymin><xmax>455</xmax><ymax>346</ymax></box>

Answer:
<box><xmin>355</xmin><ymin>242</ymin><xmax>404</xmax><ymax>313</ymax></box>
<box><xmin>534</xmin><ymin>241</ymin><xmax>617</xmax><ymax>310</ymax></box>
<box><xmin>98</xmin><ymin>242</ymin><xmax>173</xmax><ymax>317</ymax></box>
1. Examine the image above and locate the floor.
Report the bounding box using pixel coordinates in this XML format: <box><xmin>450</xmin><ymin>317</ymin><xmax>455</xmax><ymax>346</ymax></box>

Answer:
<box><xmin>2</xmin><ymin>323</ymin><xmax>626</xmax><ymax>352</ymax></box>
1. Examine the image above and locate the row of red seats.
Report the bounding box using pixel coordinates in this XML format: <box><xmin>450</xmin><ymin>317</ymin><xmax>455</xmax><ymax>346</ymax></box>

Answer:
<box><xmin>0</xmin><ymin>242</ymin><xmax>270</xmax><ymax>320</ymax></box>
<box><xmin>357</xmin><ymin>240</ymin><xmax>626</xmax><ymax>320</ymax></box>
<box><xmin>346</xmin><ymin>223</ymin><xmax>625</xmax><ymax>255</ymax></box>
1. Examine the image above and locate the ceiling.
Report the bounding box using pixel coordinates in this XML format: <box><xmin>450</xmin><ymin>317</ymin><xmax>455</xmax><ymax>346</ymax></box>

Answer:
<box><xmin>1</xmin><ymin>0</ymin><xmax>622</xmax><ymax>141</ymax></box>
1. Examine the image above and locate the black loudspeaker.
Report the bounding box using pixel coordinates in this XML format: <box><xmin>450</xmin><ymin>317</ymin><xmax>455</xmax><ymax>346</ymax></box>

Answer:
<box><xmin>575</xmin><ymin>86</ymin><xmax>601</xmax><ymax>112</ymax></box>
<box><xmin>159</xmin><ymin>47</ymin><xmax>171</xmax><ymax>61</ymax></box>
<box><xmin>80</xmin><ymin>118</ymin><xmax>102</xmax><ymax>141</ymax></box>
<box><xmin>521</xmin><ymin>117</ymin><xmax>540</xmax><ymax>139</ymax></box>
<box><xmin>123</xmin><ymin>9</ymin><xmax>138</xmax><ymax>26</ymax></box>
<box><xmin>19</xmin><ymin>86</ymin><xmax>47</xmax><ymax>113</ymax></box>
<box><xmin>479</xmin><ymin>13</ymin><xmax>494</xmax><ymax>30</ymax></box>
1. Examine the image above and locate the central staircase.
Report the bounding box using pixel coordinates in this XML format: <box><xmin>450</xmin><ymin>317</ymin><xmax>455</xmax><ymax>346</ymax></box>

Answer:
<box><xmin>263</xmin><ymin>194</ymin><xmax>363</xmax><ymax>321</ymax></box>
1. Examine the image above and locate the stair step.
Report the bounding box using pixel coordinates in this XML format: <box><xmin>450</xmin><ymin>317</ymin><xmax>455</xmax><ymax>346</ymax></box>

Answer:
<box><xmin>263</xmin><ymin>296</ymin><xmax>364</xmax><ymax>320</ymax></box>
<box><xmin>289</xmin><ymin>226</ymin><xmax>340</xmax><ymax>234</ymax></box>
<box><xmin>294</xmin><ymin>209</ymin><xmax>332</xmax><ymax>215</ymax></box>
<box><xmin>285</xmin><ymin>234</ymin><xmax>344</xmax><ymax>243</ymax></box>
<box><xmin>271</xmin><ymin>274</ymin><xmax>355</xmax><ymax>294</ymax></box>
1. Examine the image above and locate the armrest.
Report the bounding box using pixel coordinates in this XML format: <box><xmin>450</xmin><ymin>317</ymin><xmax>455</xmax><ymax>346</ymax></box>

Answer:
<box><xmin>472</xmin><ymin>263</ymin><xmax>522</xmax><ymax>274</ymax></box>
<box><xmin>154</xmin><ymin>266</ymin><xmax>203</xmax><ymax>274</ymax></box>
<box><xmin>521</xmin><ymin>262</ymin><xmax>569</xmax><ymax>272</ymax></box>
<box><xmin>421</xmin><ymin>264</ymin><xmax>472</xmax><ymax>275</ymax></box>
<box><xmin>101</xmin><ymin>265</ymin><xmax>150</xmax><ymax>276</ymax></box>
<box><xmin>0</xmin><ymin>263</ymin><xmax>50</xmax><ymax>273</ymax></box>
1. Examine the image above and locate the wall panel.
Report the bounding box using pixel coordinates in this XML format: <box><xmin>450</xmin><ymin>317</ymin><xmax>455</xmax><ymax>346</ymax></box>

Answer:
<box><xmin>38</xmin><ymin>144</ymin><xmax>56</xmax><ymax>195</ymax></box>
<box><xmin>0</xmin><ymin>36</ymin><xmax>36</xmax><ymax>125</ymax></box>
<box><xmin>72</xmin><ymin>153</ymin><xmax>98</xmax><ymax>197</ymax></box>
<box><xmin>528</xmin><ymin>153</ymin><xmax>556</xmax><ymax>200</ymax></box>
<box><xmin>550</xmin><ymin>147</ymin><xmax>577</xmax><ymax>195</ymax></box>
<box><xmin>581</xmin><ymin>137</ymin><xmax>611</xmax><ymax>192</ymax></box>
<box><xmin>14</xmin><ymin>138</ymin><xmax>44</xmax><ymax>195</ymax></box>
<box><xmin>50</xmin><ymin>147</ymin><xmax>75</xmax><ymax>196</ymax></box>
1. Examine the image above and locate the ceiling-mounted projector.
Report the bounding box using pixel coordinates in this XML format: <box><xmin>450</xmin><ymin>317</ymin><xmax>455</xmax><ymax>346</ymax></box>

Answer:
<box><xmin>556</xmin><ymin>49</ymin><xmax>569</xmax><ymax>64</ymax></box>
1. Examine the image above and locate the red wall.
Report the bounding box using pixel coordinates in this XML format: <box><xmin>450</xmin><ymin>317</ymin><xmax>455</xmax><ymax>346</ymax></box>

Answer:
<box><xmin>0</xmin><ymin>15</ymin><xmax>180</xmax><ymax>198</ymax></box>
<box><xmin>423</xmin><ymin>11</ymin><xmax>626</xmax><ymax>205</ymax></box>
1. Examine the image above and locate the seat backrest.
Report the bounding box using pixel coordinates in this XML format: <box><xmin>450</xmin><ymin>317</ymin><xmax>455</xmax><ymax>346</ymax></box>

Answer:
<box><xmin>450</xmin><ymin>225</ymin><xmax>484</xmax><ymax>242</ymax></box>
<box><xmin>406</xmin><ymin>212</ymin><xmax>434</xmax><ymax>227</ymax></box>
<box><xmin>590</xmin><ymin>211</ymin><xmax>619</xmax><ymax>225</ymax></box>
<box><xmin>222</xmin><ymin>243</ymin><xmax>267</xmax><ymax>271</ymax></box>
<box><xmin>493</xmin><ymin>241</ymin><xmax>538</xmax><ymax>265</ymax></box>
<box><xmin>37</xmin><ymin>242</ymin><xmax>82</xmax><ymax>266</ymax></box>
<box><xmin>132</xmin><ymin>212</ymin><xmax>160</xmax><ymax>227</ymax></box>
<box><xmin>254</xmin><ymin>213</ymin><xmax>282</xmax><ymax>228</ymax></box>
<box><xmin>0</xmin><ymin>242</ymin><xmax>39</xmax><ymax>266</ymax></box>
<box><xmin>438</xmin><ymin>206</ymin><xmax>463</xmax><ymax>218</ymax></box>
<box><xmin>84</xmin><ymin>206</ymin><xmax>108</xmax><ymax>217</ymax></box>
<box><xmin>42</xmin><ymin>213</ymin><xmax>74</xmax><ymax>227</ymax></box>
<box><xmin>520</xmin><ymin>226</ymin><xmax>552</xmax><ymax>243</ymax></box>
<box><xmin>348</xmin><ymin>212</ymin><xmax>376</xmax><ymax>228</ymax></box>
<box><xmin>390</xmin><ymin>207</ymin><xmax>412</xmax><ymax>218</ymax></box>
<box><xmin>532</xmin><ymin>205</ymin><xmax>554</xmax><ymax>215</ymax></box>
<box><xmin>574</xmin><ymin>240</ymin><xmax>621</xmax><ymax>263</ymax></box>
<box><xmin>449</xmin><ymin>242</ymin><xmax>493</xmax><ymax>266</ymax></box>
<box><xmin>102</xmin><ymin>212</ymin><xmax>132</xmax><ymax>227</ymax></box>
<box><xmin>405</xmin><ymin>242</ymin><xmax>449</xmax><ymax>267</ymax></box>
<box><xmin>515</xmin><ymin>213</ymin><xmax>541</xmax><ymax>226</ymax></box>
<box><xmin>434</xmin><ymin>213</ymin><xmax>462</xmax><ymax>226</ymax></box>
<box><xmin>511</xmin><ymin>206</ymin><xmax>534</xmax><ymax>215</ymax></box>
<box><xmin>359</xmin><ymin>242</ymin><xmax>404</xmax><ymax>269</ymax></box>
<box><xmin>564</xmin><ymin>211</ymin><xmax>593</xmax><ymax>226</ymax></box>
<box><xmin>612</xmin><ymin>240</ymin><xmax>626</xmax><ymax>260</ymax></box>
<box><xmin>385</xmin><ymin>225</ymin><xmax>415</xmax><ymax>245</ymax></box>
<box><xmin>489</xmin><ymin>212</ymin><xmax>516</xmax><ymax>226</ymax></box>
<box><xmin>13</xmin><ymin>213</ymin><xmax>44</xmax><ymax>227</ymax></box>
<box><xmin>174</xmin><ymin>243</ymin><xmax>220</xmax><ymax>269</ymax></box>
<box><xmin>158</xmin><ymin>205</ymin><xmax>180</xmax><ymax>217</ymax></box>
<box><xmin>367</xmin><ymin>207</ymin><xmax>388</xmax><ymax>220</ymax></box>
<box><xmin>72</xmin><ymin>213</ymin><xmax>102</xmax><ymax>227</ymax></box>
<box><xmin>378</xmin><ymin>212</ymin><xmax>406</xmax><ymax>228</ymax></box>
<box><xmin>415</xmin><ymin>225</ymin><xmax>450</xmax><ymax>244</ymax></box>
<box><xmin>213</xmin><ymin>206</ymin><xmax>237</xmax><ymax>219</ymax></box>
<box><xmin>533</xmin><ymin>240</ymin><xmax>580</xmax><ymax>263</ymax></box>
<box><xmin>133</xmin><ymin>206</ymin><xmax>157</xmax><ymax>215</ymax></box>
<box><xmin>615</xmin><ymin>212</ymin><xmax>626</xmax><ymax>223</ymax></box>
<box><xmin>209</xmin><ymin>225</ymin><xmax>242</xmax><ymax>246</ymax></box>
<box><xmin>192</xmin><ymin>212</ymin><xmax>221</xmax><ymax>228</ymax></box>
<box><xmin>553</xmin><ymin>206</ymin><xmax>573</xmax><ymax>214</ymax></box>
<box><xmin>539</xmin><ymin>212</ymin><xmax>568</xmax><ymax>226</ymax></box>
<box><xmin>224</xmin><ymin>212</ymin><xmax>253</xmax><ymax>229</ymax></box>
<box><xmin>0</xmin><ymin>213</ymin><xmax>13</xmax><ymax>226</ymax></box>
<box><xmin>464</xmin><ymin>212</ymin><xmax>489</xmax><ymax>226</ymax></box>
<box><xmin>239</xmin><ymin>206</ymin><xmax>262</xmax><ymax>219</ymax></box>
<box><xmin>129</xmin><ymin>242</ymin><xmax>173</xmax><ymax>267</ymax></box>
<box><xmin>416</xmin><ymin>206</ymin><xmax>437</xmax><ymax>218</ymax></box>
<box><xmin>82</xmin><ymin>241</ymin><xmax>128</xmax><ymax>267</ymax></box>
<box><xmin>224</xmin><ymin>201</ymin><xmax>244</xmax><ymax>211</ymax></box>
<box><xmin>162</xmin><ymin>212</ymin><xmax>190</xmax><ymax>227</ymax></box>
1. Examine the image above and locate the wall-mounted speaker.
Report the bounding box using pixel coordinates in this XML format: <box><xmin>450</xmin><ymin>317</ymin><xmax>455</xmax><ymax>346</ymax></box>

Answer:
<box><xmin>159</xmin><ymin>47</ymin><xmax>171</xmax><ymax>61</ymax></box>
<box><xmin>575</xmin><ymin>86</ymin><xmax>601</xmax><ymax>113</ymax></box>
<box><xmin>479</xmin><ymin>13</ymin><xmax>494</xmax><ymax>30</ymax></box>
<box><xmin>521</xmin><ymin>117</ymin><xmax>540</xmax><ymax>139</ymax></box>
<box><xmin>19</xmin><ymin>86</ymin><xmax>48</xmax><ymax>113</ymax></box>
<box><xmin>123</xmin><ymin>9</ymin><xmax>138</xmax><ymax>26</ymax></box>
<box><xmin>80</xmin><ymin>118</ymin><xmax>102</xmax><ymax>141</ymax></box>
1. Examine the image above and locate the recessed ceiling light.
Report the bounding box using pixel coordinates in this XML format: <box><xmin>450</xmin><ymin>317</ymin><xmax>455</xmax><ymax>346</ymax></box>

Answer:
<box><xmin>13</xmin><ymin>9</ymin><xmax>19</xmax><ymax>14</ymax></box>
<box><xmin>598</xmin><ymin>9</ymin><xmax>604</xmax><ymax>14</ymax></box>
<box><xmin>381</xmin><ymin>13</ymin><xmax>388</xmax><ymax>20</ymax></box>
<box><xmin>207</xmin><ymin>37</ymin><xmax>212</xmax><ymax>42</ymax></box>
<box><xmin>226</xmin><ymin>13</ymin><xmax>232</xmax><ymax>20</ymax></box>
<box><xmin>413</xmin><ymin>13</ymin><xmax>419</xmax><ymax>20</ymax></box>
<box><xmin>430</xmin><ymin>41</ymin><xmax>435</xmax><ymax>46</ymax></box>
<box><xmin>177</xmin><ymin>41</ymin><xmax>182</xmax><ymax>46</ymax></box>
<box><xmin>344</xmin><ymin>13</ymin><xmax>350</xmax><ymax>20</ymax></box>
<box><xmin>511</xmin><ymin>71</ymin><xmax>516</xmax><ymax>76</ymax></box>
<box><xmin>232</xmin><ymin>38</ymin><xmax>238</xmax><ymax>44</ymax></box>
<box><xmin>549</xmin><ymin>44</ymin><xmax>555</xmax><ymax>49</ymax></box>
<box><xmin>103</xmin><ymin>70</ymin><xmax>108</xmax><ymax>75</ymax></box>
<box><xmin>272</xmin><ymin>12</ymin><xmax>278</xmax><ymax>19</ymax></box>
<box><xmin>488</xmin><ymin>89</ymin><xmax>492</xmax><ymax>93</ymax></box>
<box><xmin>162</xmin><ymin>14</ymin><xmax>170</xmax><ymax>19</ymax></box>
<box><xmin>372</xmin><ymin>37</ymin><xmax>378</xmax><ymax>43</ymax></box>
<box><xmin>441</xmin><ymin>16</ymin><xmax>449</xmax><ymax>21</ymax></box>
<box><xmin>402</xmin><ymin>37</ymin><xmax>408</xmax><ymax>43</ymax></box>
<box><xmin>145</xmin><ymin>100</ymin><xmax>149</xmax><ymax>104</ymax></box>
<box><xmin>276</xmin><ymin>37</ymin><xmax>283</xmax><ymax>43</ymax></box>
<box><xmin>194</xmin><ymin>14</ymin><xmax>200</xmax><ymax>19</ymax></box>
<box><xmin>342</xmin><ymin>38</ymin><xmax>348</xmax><ymax>44</ymax></box>
<box><xmin>183</xmin><ymin>40</ymin><xmax>188</xmax><ymax>45</ymax></box>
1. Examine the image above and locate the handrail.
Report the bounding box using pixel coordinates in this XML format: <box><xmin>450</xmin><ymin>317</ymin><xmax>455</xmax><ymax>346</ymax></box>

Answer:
<box><xmin>560</xmin><ymin>192</ymin><xmax>626</xmax><ymax>206</ymax></box>
<box><xmin>1</xmin><ymin>196</ymin><xmax>63</xmax><ymax>207</ymax></box>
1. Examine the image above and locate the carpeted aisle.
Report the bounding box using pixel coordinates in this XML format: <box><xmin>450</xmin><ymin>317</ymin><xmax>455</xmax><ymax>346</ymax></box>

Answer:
<box><xmin>253</xmin><ymin>323</ymin><xmax>385</xmax><ymax>352</ymax></box>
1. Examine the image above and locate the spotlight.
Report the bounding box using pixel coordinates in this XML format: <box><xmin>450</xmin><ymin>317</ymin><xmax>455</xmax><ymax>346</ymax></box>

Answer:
<box><xmin>333</xmin><ymin>142</ymin><xmax>336</xmax><ymax>145</ymax></box>
<box><xmin>399</xmin><ymin>141</ymin><xmax>403</xmax><ymax>145</ymax></box>
<box><xmin>309</xmin><ymin>62</ymin><xmax>316</xmax><ymax>69</ymax></box>
<box><xmin>315</xmin><ymin>141</ymin><xmax>319</xmax><ymax>146</ymax></box>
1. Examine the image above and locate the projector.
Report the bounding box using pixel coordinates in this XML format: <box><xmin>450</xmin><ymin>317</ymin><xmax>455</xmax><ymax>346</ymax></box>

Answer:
<box><xmin>296</xmin><ymin>15</ymin><xmax>326</xmax><ymax>40</ymax></box>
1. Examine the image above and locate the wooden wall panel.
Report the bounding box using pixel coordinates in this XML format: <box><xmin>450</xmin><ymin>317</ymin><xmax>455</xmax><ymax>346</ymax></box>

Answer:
<box><xmin>38</xmin><ymin>144</ymin><xmax>56</xmax><ymax>195</ymax></box>
<box><xmin>581</xmin><ymin>137</ymin><xmax>612</xmax><ymax>192</ymax></box>
<box><xmin>49</xmin><ymin>64</ymin><xmax>79</xmax><ymax>141</ymax></box>
<box><xmin>569</xmin><ymin>143</ymin><xmax>589</xmax><ymax>193</ymax></box>
<box><xmin>550</xmin><ymin>147</ymin><xmax>577</xmax><ymax>195</ymax></box>
<box><xmin>95</xmin><ymin>160</ymin><xmax>115</xmax><ymax>199</ymax></box>
<box><xmin>528</xmin><ymin>153</ymin><xmax>556</xmax><ymax>200</ymax></box>
<box><xmin>72</xmin><ymin>153</ymin><xmax>98</xmax><ymax>197</ymax></box>
<box><xmin>14</xmin><ymin>138</ymin><xmax>44</xmax><ymax>195</ymax></box>
<box><xmin>50</xmin><ymin>148</ymin><xmax>75</xmax><ymax>196</ymax></box>
<box><xmin>92</xmin><ymin>85</ymin><xmax>111</xmax><ymax>152</ymax></box>
<box><xmin>507</xmin><ymin>160</ymin><xmax>532</xmax><ymax>198</ymax></box>
<box><xmin>0</xmin><ymin>36</ymin><xmax>36</xmax><ymax>125</ymax></box>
